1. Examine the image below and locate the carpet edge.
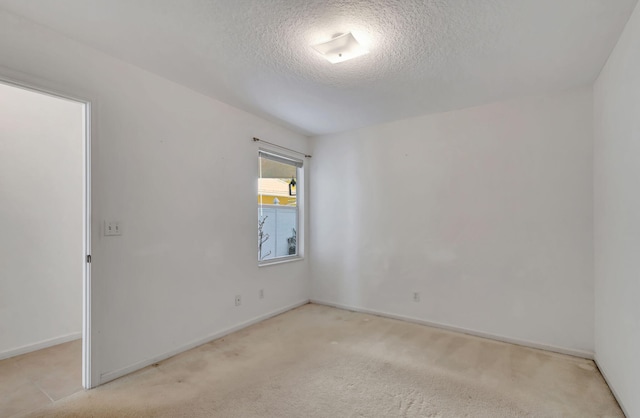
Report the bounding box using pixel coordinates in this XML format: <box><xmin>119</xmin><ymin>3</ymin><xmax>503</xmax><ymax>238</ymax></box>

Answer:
<box><xmin>310</xmin><ymin>299</ymin><xmax>594</xmax><ymax>360</ymax></box>
<box><xmin>98</xmin><ymin>299</ymin><xmax>310</xmax><ymax>386</ymax></box>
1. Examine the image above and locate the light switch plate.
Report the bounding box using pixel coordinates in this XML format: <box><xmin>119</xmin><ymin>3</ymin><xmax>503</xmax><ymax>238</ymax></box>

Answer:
<box><xmin>104</xmin><ymin>220</ymin><xmax>122</xmax><ymax>236</ymax></box>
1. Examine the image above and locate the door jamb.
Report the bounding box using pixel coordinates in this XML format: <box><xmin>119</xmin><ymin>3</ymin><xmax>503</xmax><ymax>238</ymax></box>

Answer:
<box><xmin>0</xmin><ymin>76</ymin><xmax>93</xmax><ymax>389</ymax></box>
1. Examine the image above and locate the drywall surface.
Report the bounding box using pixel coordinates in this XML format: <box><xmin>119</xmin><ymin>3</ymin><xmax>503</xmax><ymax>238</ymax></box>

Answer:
<box><xmin>0</xmin><ymin>82</ymin><xmax>83</xmax><ymax>358</ymax></box>
<box><xmin>594</xmin><ymin>2</ymin><xmax>640</xmax><ymax>416</ymax></box>
<box><xmin>0</xmin><ymin>0</ymin><xmax>636</xmax><ymax>135</ymax></box>
<box><xmin>311</xmin><ymin>87</ymin><xmax>594</xmax><ymax>354</ymax></box>
<box><xmin>0</xmin><ymin>11</ymin><xmax>310</xmax><ymax>386</ymax></box>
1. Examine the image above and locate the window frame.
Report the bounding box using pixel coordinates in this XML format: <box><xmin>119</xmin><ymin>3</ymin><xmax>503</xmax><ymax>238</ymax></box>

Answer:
<box><xmin>257</xmin><ymin>148</ymin><xmax>304</xmax><ymax>266</ymax></box>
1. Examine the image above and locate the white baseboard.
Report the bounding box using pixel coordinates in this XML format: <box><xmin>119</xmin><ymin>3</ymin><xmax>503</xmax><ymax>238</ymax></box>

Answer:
<box><xmin>0</xmin><ymin>332</ymin><xmax>82</xmax><ymax>360</ymax></box>
<box><xmin>310</xmin><ymin>299</ymin><xmax>594</xmax><ymax>360</ymax></box>
<box><xmin>99</xmin><ymin>299</ymin><xmax>310</xmax><ymax>385</ymax></box>
<box><xmin>594</xmin><ymin>358</ymin><xmax>630</xmax><ymax>418</ymax></box>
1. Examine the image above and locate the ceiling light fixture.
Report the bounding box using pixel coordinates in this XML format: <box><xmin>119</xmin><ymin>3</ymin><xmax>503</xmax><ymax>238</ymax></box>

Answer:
<box><xmin>312</xmin><ymin>32</ymin><xmax>369</xmax><ymax>64</ymax></box>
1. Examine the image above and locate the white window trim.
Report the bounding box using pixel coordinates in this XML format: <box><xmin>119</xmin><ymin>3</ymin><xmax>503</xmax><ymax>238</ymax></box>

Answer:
<box><xmin>258</xmin><ymin>147</ymin><xmax>304</xmax><ymax>266</ymax></box>
<box><xmin>258</xmin><ymin>254</ymin><xmax>304</xmax><ymax>267</ymax></box>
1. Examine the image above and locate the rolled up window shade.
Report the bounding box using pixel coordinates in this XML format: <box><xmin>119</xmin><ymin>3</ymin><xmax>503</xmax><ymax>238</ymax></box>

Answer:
<box><xmin>259</xmin><ymin>150</ymin><xmax>303</xmax><ymax>168</ymax></box>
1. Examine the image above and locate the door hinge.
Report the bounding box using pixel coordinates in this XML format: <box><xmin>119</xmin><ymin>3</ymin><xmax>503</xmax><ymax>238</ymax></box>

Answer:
<box><xmin>87</xmin><ymin>255</ymin><xmax>92</xmax><ymax>263</ymax></box>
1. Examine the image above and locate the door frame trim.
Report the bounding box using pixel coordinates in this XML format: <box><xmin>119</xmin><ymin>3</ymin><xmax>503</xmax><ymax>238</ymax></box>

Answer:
<box><xmin>0</xmin><ymin>76</ymin><xmax>94</xmax><ymax>389</ymax></box>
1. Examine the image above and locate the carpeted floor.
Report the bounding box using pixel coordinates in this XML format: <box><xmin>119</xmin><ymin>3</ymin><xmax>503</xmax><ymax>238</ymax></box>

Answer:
<box><xmin>24</xmin><ymin>304</ymin><xmax>622</xmax><ymax>417</ymax></box>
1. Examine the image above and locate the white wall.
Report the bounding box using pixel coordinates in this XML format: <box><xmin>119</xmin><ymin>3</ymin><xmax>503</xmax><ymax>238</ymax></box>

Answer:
<box><xmin>594</xmin><ymin>2</ymin><xmax>640</xmax><ymax>416</ymax></box>
<box><xmin>311</xmin><ymin>87</ymin><xmax>594</xmax><ymax>355</ymax></box>
<box><xmin>0</xmin><ymin>11</ymin><xmax>310</xmax><ymax>386</ymax></box>
<box><xmin>0</xmin><ymin>82</ymin><xmax>83</xmax><ymax>358</ymax></box>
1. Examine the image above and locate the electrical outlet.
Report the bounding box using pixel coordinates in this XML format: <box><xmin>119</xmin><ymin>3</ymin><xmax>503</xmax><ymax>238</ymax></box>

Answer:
<box><xmin>235</xmin><ymin>295</ymin><xmax>242</xmax><ymax>306</ymax></box>
<box><xmin>413</xmin><ymin>292</ymin><xmax>420</xmax><ymax>302</ymax></box>
<box><xmin>259</xmin><ymin>289</ymin><xmax>264</xmax><ymax>299</ymax></box>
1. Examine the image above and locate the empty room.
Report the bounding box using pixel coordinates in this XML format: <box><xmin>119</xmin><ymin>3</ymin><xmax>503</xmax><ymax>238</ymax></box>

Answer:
<box><xmin>0</xmin><ymin>0</ymin><xmax>638</xmax><ymax>417</ymax></box>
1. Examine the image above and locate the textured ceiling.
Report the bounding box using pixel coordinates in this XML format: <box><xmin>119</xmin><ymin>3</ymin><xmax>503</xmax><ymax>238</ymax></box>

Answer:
<box><xmin>1</xmin><ymin>0</ymin><xmax>637</xmax><ymax>135</ymax></box>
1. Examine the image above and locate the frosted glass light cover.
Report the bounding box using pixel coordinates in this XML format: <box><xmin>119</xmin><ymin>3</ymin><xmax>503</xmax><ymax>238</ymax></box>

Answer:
<box><xmin>312</xmin><ymin>32</ymin><xmax>369</xmax><ymax>64</ymax></box>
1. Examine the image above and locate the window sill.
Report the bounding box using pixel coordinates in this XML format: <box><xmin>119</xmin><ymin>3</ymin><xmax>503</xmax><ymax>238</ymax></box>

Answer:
<box><xmin>258</xmin><ymin>256</ymin><xmax>304</xmax><ymax>268</ymax></box>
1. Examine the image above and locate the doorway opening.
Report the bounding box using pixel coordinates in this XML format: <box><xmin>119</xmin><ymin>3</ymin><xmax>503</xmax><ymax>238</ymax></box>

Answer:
<box><xmin>0</xmin><ymin>79</ymin><xmax>91</xmax><ymax>413</ymax></box>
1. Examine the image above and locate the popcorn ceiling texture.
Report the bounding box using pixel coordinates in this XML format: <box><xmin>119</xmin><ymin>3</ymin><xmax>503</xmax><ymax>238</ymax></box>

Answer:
<box><xmin>0</xmin><ymin>0</ymin><xmax>636</xmax><ymax>134</ymax></box>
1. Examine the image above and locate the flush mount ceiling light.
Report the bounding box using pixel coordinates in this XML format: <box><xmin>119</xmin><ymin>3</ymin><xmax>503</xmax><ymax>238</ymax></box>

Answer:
<box><xmin>312</xmin><ymin>32</ymin><xmax>369</xmax><ymax>64</ymax></box>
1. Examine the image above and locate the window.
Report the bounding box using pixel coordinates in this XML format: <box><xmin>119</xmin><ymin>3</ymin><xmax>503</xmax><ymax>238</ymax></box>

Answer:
<box><xmin>258</xmin><ymin>150</ymin><xmax>302</xmax><ymax>263</ymax></box>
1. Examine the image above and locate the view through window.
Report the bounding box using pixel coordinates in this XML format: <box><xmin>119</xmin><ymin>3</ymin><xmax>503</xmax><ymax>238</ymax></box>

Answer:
<box><xmin>258</xmin><ymin>151</ymin><xmax>301</xmax><ymax>262</ymax></box>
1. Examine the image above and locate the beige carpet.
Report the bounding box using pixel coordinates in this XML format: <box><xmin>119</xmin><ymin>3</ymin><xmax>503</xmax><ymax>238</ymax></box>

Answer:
<box><xmin>24</xmin><ymin>304</ymin><xmax>622</xmax><ymax>417</ymax></box>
